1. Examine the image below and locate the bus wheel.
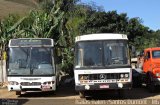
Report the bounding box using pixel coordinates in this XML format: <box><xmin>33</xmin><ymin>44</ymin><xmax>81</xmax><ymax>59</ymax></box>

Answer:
<box><xmin>148</xmin><ymin>84</ymin><xmax>155</xmax><ymax>93</ymax></box>
<box><xmin>118</xmin><ymin>90</ymin><xmax>125</xmax><ymax>98</ymax></box>
<box><xmin>79</xmin><ymin>91</ymin><xmax>85</xmax><ymax>98</ymax></box>
<box><xmin>16</xmin><ymin>91</ymin><xmax>21</xmax><ymax>95</ymax></box>
<box><xmin>147</xmin><ymin>76</ymin><xmax>155</xmax><ymax>93</ymax></box>
<box><xmin>148</xmin><ymin>80</ymin><xmax>155</xmax><ymax>93</ymax></box>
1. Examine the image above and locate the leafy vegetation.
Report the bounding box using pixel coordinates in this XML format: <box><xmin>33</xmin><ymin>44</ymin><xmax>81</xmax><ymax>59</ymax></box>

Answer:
<box><xmin>0</xmin><ymin>0</ymin><xmax>160</xmax><ymax>75</ymax></box>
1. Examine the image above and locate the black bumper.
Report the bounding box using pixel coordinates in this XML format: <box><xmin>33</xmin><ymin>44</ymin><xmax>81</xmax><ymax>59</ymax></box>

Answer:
<box><xmin>75</xmin><ymin>83</ymin><xmax>132</xmax><ymax>91</ymax></box>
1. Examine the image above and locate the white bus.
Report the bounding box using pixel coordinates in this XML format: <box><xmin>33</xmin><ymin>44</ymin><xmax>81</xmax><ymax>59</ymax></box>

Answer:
<box><xmin>7</xmin><ymin>38</ymin><xmax>59</xmax><ymax>95</ymax></box>
<box><xmin>74</xmin><ymin>33</ymin><xmax>132</xmax><ymax>98</ymax></box>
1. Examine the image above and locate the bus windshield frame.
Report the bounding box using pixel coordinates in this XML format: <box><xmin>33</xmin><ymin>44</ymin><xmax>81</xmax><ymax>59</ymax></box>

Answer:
<box><xmin>75</xmin><ymin>40</ymin><xmax>130</xmax><ymax>69</ymax></box>
<box><xmin>152</xmin><ymin>50</ymin><xmax>160</xmax><ymax>58</ymax></box>
<box><xmin>8</xmin><ymin>47</ymin><xmax>55</xmax><ymax>76</ymax></box>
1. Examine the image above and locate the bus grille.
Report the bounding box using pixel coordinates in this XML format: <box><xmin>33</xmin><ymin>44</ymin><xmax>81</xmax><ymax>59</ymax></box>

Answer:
<box><xmin>90</xmin><ymin>73</ymin><xmax>120</xmax><ymax>80</ymax></box>
<box><xmin>79</xmin><ymin>73</ymin><xmax>129</xmax><ymax>80</ymax></box>
<box><xmin>21</xmin><ymin>82</ymin><xmax>41</xmax><ymax>86</ymax></box>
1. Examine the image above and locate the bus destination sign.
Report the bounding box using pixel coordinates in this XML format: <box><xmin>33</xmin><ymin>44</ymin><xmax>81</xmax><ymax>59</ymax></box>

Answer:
<box><xmin>10</xmin><ymin>39</ymin><xmax>52</xmax><ymax>46</ymax></box>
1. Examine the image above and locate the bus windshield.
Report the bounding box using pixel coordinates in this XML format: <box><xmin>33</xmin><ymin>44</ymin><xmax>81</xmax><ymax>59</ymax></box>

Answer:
<box><xmin>152</xmin><ymin>50</ymin><xmax>160</xmax><ymax>58</ymax></box>
<box><xmin>75</xmin><ymin>40</ymin><xmax>129</xmax><ymax>68</ymax></box>
<box><xmin>8</xmin><ymin>47</ymin><xmax>54</xmax><ymax>75</ymax></box>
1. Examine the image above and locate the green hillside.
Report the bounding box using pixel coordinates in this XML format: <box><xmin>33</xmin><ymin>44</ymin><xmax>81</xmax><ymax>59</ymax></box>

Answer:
<box><xmin>0</xmin><ymin>0</ymin><xmax>35</xmax><ymax>19</ymax></box>
<box><xmin>5</xmin><ymin>0</ymin><xmax>39</xmax><ymax>7</ymax></box>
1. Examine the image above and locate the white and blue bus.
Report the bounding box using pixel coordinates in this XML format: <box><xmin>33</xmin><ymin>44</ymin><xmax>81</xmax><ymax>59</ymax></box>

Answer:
<box><xmin>7</xmin><ymin>38</ymin><xmax>59</xmax><ymax>95</ymax></box>
<box><xmin>74</xmin><ymin>33</ymin><xmax>132</xmax><ymax>98</ymax></box>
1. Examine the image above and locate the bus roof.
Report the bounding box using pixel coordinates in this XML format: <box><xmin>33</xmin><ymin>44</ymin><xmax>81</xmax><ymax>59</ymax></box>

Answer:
<box><xmin>144</xmin><ymin>47</ymin><xmax>160</xmax><ymax>51</ymax></box>
<box><xmin>9</xmin><ymin>38</ymin><xmax>54</xmax><ymax>47</ymax></box>
<box><xmin>75</xmin><ymin>33</ymin><xmax>128</xmax><ymax>42</ymax></box>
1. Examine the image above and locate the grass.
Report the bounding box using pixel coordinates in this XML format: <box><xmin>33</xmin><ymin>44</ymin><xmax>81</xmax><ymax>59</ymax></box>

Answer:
<box><xmin>0</xmin><ymin>0</ymin><xmax>36</xmax><ymax>19</ymax></box>
<box><xmin>5</xmin><ymin>0</ymin><xmax>39</xmax><ymax>7</ymax></box>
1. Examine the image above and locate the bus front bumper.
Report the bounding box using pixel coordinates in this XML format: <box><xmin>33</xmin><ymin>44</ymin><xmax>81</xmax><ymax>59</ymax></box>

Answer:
<box><xmin>75</xmin><ymin>82</ymin><xmax>132</xmax><ymax>91</ymax></box>
<box><xmin>8</xmin><ymin>85</ymin><xmax>56</xmax><ymax>92</ymax></box>
<box><xmin>153</xmin><ymin>78</ymin><xmax>160</xmax><ymax>85</ymax></box>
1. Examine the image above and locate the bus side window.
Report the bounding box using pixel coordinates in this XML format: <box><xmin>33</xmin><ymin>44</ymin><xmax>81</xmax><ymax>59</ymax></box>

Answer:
<box><xmin>144</xmin><ymin>51</ymin><xmax>150</xmax><ymax>61</ymax></box>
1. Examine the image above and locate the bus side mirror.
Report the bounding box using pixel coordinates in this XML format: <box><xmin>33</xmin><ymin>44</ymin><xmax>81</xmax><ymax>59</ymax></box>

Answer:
<box><xmin>145</xmin><ymin>56</ymin><xmax>148</xmax><ymax>60</ymax></box>
<box><xmin>130</xmin><ymin>46</ymin><xmax>136</xmax><ymax>57</ymax></box>
<box><xmin>55</xmin><ymin>56</ymin><xmax>62</xmax><ymax>64</ymax></box>
<box><xmin>54</xmin><ymin>47</ymin><xmax>62</xmax><ymax>64</ymax></box>
<box><xmin>71</xmin><ymin>48</ymin><xmax>74</xmax><ymax>52</ymax></box>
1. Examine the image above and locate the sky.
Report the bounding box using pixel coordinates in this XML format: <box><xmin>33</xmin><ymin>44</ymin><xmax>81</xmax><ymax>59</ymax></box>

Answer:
<box><xmin>80</xmin><ymin>0</ymin><xmax>160</xmax><ymax>31</ymax></box>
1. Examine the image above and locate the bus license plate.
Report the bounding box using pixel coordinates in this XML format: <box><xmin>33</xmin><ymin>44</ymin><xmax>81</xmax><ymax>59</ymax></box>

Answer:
<box><xmin>42</xmin><ymin>86</ymin><xmax>50</xmax><ymax>90</ymax></box>
<box><xmin>100</xmin><ymin>84</ymin><xmax>109</xmax><ymax>89</ymax></box>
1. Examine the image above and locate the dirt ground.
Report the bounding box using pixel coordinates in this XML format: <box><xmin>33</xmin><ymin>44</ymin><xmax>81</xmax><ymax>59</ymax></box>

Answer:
<box><xmin>0</xmin><ymin>84</ymin><xmax>160</xmax><ymax>105</ymax></box>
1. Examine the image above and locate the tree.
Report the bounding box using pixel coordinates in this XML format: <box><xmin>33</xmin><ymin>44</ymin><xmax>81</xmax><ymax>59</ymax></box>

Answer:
<box><xmin>0</xmin><ymin>14</ymin><xmax>26</xmax><ymax>59</ymax></box>
<box><xmin>80</xmin><ymin>11</ymin><xmax>128</xmax><ymax>34</ymax></box>
<box><xmin>79</xmin><ymin>6</ymin><xmax>156</xmax><ymax>51</ymax></box>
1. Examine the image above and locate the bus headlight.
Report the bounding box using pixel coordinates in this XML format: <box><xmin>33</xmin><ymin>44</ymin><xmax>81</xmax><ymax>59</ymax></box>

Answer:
<box><xmin>125</xmin><ymin>74</ymin><xmax>129</xmax><ymax>78</ymax></box>
<box><xmin>9</xmin><ymin>81</ymin><xmax>19</xmax><ymax>85</ymax></box>
<box><xmin>43</xmin><ymin>81</ymin><xmax>55</xmax><ymax>85</ymax></box>
<box><xmin>120</xmin><ymin>73</ymin><xmax>129</xmax><ymax>78</ymax></box>
<box><xmin>79</xmin><ymin>75</ymin><xmax>89</xmax><ymax>80</ymax></box>
<box><xmin>120</xmin><ymin>74</ymin><xmax>124</xmax><ymax>78</ymax></box>
<box><xmin>156</xmin><ymin>73</ymin><xmax>160</xmax><ymax>77</ymax></box>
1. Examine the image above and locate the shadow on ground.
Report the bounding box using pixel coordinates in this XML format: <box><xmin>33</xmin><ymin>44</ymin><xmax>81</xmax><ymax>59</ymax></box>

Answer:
<box><xmin>18</xmin><ymin>75</ymin><xmax>160</xmax><ymax>99</ymax></box>
<box><xmin>85</xmin><ymin>86</ymin><xmax>160</xmax><ymax>100</ymax></box>
<box><xmin>18</xmin><ymin>75</ymin><xmax>77</xmax><ymax>98</ymax></box>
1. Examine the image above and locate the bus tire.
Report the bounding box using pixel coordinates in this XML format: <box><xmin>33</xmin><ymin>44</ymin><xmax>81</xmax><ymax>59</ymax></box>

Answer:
<box><xmin>148</xmin><ymin>84</ymin><xmax>155</xmax><ymax>93</ymax></box>
<box><xmin>52</xmin><ymin>91</ymin><xmax>56</xmax><ymax>95</ymax></box>
<box><xmin>79</xmin><ymin>91</ymin><xmax>85</xmax><ymax>98</ymax></box>
<box><xmin>118</xmin><ymin>90</ymin><xmax>125</xmax><ymax>98</ymax></box>
<box><xmin>147</xmin><ymin>75</ymin><xmax>155</xmax><ymax>93</ymax></box>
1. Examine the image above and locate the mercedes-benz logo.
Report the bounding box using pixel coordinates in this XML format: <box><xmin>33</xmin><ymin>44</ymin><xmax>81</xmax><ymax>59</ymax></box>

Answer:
<box><xmin>99</xmin><ymin>74</ymin><xmax>106</xmax><ymax>80</ymax></box>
